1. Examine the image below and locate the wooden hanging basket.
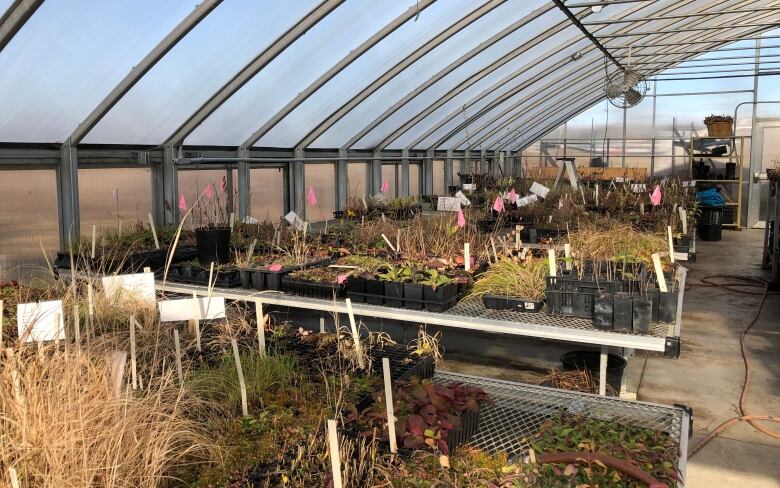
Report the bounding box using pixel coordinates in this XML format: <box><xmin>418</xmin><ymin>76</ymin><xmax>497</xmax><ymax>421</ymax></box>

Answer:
<box><xmin>704</xmin><ymin>115</ymin><xmax>734</xmax><ymax>138</ymax></box>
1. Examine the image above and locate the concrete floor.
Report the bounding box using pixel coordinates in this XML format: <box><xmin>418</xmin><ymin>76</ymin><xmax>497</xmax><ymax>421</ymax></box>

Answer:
<box><xmin>442</xmin><ymin>229</ymin><xmax>780</xmax><ymax>487</ymax></box>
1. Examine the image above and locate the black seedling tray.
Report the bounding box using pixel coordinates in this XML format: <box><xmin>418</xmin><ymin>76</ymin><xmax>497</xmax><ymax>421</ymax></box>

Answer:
<box><xmin>245</xmin><ymin>258</ymin><xmax>332</xmax><ymax>291</ymax></box>
<box><xmin>281</xmin><ymin>276</ymin><xmax>345</xmax><ymax>299</ymax></box>
<box><xmin>482</xmin><ymin>294</ymin><xmax>544</xmax><ymax>313</ymax></box>
<box><xmin>55</xmin><ymin>246</ymin><xmax>197</xmax><ymax>274</ymax></box>
<box><xmin>346</xmin><ymin>278</ymin><xmax>461</xmax><ymax>312</ymax></box>
<box><xmin>165</xmin><ymin>263</ymin><xmax>242</xmax><ymax>287</ymax></box>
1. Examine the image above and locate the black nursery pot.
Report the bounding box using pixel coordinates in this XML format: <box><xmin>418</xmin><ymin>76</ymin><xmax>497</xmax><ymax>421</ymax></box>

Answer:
<box><xmin>659</xmin><ymin>291</ymin><xmax>678</xmax><ymax>323</ymax></box>
<box><xmin>238</xmin><ymin>269</ymin><xmax>251</xmax><ymax>289</ymax></box>
<box><xmin>612</xmin><ymin>293</ymin><xmax>633</xmax><ymax>333</ymax></box>
<box><xmin>632</xmin><ymin>297</ymin><xmax>652</xmax><ymax>334</ymax></box>
<box><xmin>593</xmin><ymin>293</ymin><xmax>614</xmax><ymax>331</ymax></box>
<box><xmin>403</xmin><ymin>283</ymin><xmax>424</xmax><ymax>310</ymax></box>
<box><xmin>384</xmin><ymin>281</ymin><xmax>404</xmax><ymax>308</ymax></box>
<box><xmin>365</xmin><ymin>279</ymin><xmax>385</xmax><ymax>306</ymax></box>
<box><xmin>195</xmin><ymin>226</ymin><xmax>232</xmax><ymax>267</ymax></box>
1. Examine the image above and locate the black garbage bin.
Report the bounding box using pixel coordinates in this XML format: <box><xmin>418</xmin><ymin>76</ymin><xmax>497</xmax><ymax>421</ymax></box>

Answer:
<box><xmin>697</xmin><ymin>206</ymin><xmax>723</xmax><ymax>241</ymax></box>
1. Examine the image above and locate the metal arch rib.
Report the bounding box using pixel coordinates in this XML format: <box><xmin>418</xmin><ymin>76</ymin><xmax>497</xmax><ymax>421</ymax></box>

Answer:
<box><xmin>342</xmin><ymin>2</ymin><xmax>555</xmax><ymax>152</ymax></box>
<box><xmin>0</xmin><ymin>0</ymin><xmax>43</xmax><ymax>54</ymax></box>
<box><xmin>165</xmin><ymin>0</ymin><xmax>344</xmax><ymax>148</ymax></box>
<box><xmin>511</xmin><ymin>94</ymin><xmax>606</xmax><ymax>153</ymax></box>
<box><xmin>239</xmin><ymin>0</ymin><xmax>438</xmax><ymax>151</ymax></box>
<box><xmin>68</xmin><ymin>0</ymin><xmax>222</xmax><ymax>145</ymax></box>
<box><xmin>292</xmin><ymin>0</ymin><xmax>507</xmax><ymax>151</ymax></box>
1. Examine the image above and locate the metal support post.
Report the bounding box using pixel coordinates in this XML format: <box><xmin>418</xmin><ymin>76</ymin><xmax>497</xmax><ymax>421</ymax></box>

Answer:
<box><xmin>424</xmin><ymin>149</ymin><xmax>434</xmax><ymax>195</ymax></box>
<box><xmin>58</xmin><ymin>141</ymin><xmax>80</xmax><ymax>249</ymax></box>
<box><xmin>480</xmin><ymin>149</ymin><xmax>487</xmax><ymax>175</ymax></box>
<box><xmin>401</xmin><ymin>149</ymin><xmax>410</xmax><ymax>197</ymax></box>
<box><xmin>336</xmin><ymin>148</ymin><xmax>348</xmax><ymax>211</ymax></box>
<box><xmin>444</xmin><ymin>149</ymin><xmax>454</xmax><ymax>190</ymax></box>
<box><xmin>237</xmin><ymin>146</ymin><xmax>250</xmax><ymax>220</ymax></box>
<box><xmin>162</xmin><ymin>145</ymin><xmax>178</xmax><ymax>226</ymax></box>
<box><xmin>371</xmin><ymin>149</ymin><xmax>382</xmax><ymax>195</ymax></box>
<box><xmin>462</xmin><ymin>151</ymin><xmax>470</xmax><ymax>177</ymax></box>
<box><xmin>291</xmin><ymin>148</ymin><xmax>305</xmax><ymax>217</ymax></box>
<box><xmin>225</xmin><ymin>164</ymin><xmax>234</xmax><ymax>216</ymax></box>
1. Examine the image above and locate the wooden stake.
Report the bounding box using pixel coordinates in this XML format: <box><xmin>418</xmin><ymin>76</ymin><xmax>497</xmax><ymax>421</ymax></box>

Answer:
<box><xmin>548</xmin><ymin>249</ymin><xmax>556</xmax><ymax>277</ymax></box>
<box><xmin>72</xmin><ymin>303</ymin><xmax>80</xmax><ymax>351</ymax></box>
<box><xmin>464</xmin><ymin>243</ymin><xmax>471</xmax><ymax>272</ymax></box>
<box><xmin>147</xmin><ymin>213</ymin><xmax>160</xmax><ymax>250</ymax></box>
<box><xmin>667</xmin><ymin>226</ymin><xmax>675</xmax><ymax>264</ymax></box>
<box><xmin>327</xmin><ymin>419</ymin><xmax>343</xmax><ymax>488</ymax></box>
<box><xmin>381</xmin><ymin>234</ymin><xmax>397</xmax><ymax>253</ymax></box>
<box><xmin>230</xmin><ymin>212</ymin><xmax>235</xmax><ymax>232</ymax></box>
<box><xmin>564</xmin><ymin>243</ymin><xmax>572</xmax><ymax>271</ymax></box>
<box><xmin>652</xmin><ymin>253</ymin><xmax>667</xmax><ymax>293</ymax></box>
<box><xmin>382</xmin><ymin>358</ymin><xmax>398</xmax><ymax>453</ymax></box>
<box><xmin>9</xmin><ymin>467</ymin><xmax>20</xmax><ymax>488</ymax></box>
<box><xmin>91</xmin><ymin>225</ymin><xmax>97</xmax><ymax>259</ymax></box>
<box><xmin>129</xmin><ymin>316</ymin><xmax>138</xmax><ymax>390</ymax></box>
<box><xmin>0</xmin><ymin>300</ymin><xmax>3</xmax><ymax>350</ymax></box>
<box><xmin>515</xmin><ymin>225</ymin><xmax>522</xmax><ymax>250</ymax></box>
<box><xmin>490</xmin><ymin>237</ymin><xmax>498</xmax><ymax>262</ymax></box>
<box><xmin>344</xmin><ymin>298</ymin><xmax>365</xmax><ymax>369</ymax></box>
<box><xmin>108</xmin><ymin>350</ymin><xmax>127</xmax><ymax>398</ymax></box>
<box><xmin>230</xmin><ymin>338</ymin><xmax>249</xmax><ymax>416</ymax></box>
<box><xmin>173</xmin><ymin>329</ymin><xmax>183</xmax><ymax>385</ymax></box>
<box><xmin>255</xmin><ymin>301</ymin><xmax>266</xmax><ymax>357</ymax></box>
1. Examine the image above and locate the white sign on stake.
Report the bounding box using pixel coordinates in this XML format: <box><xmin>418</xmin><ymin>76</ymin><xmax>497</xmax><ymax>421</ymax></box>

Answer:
<box><xmin>158</xmin><ymin>296</ymin><xmax>226</xmax><ymax>322</ymax></box>
<box><xmin>529</xmin><ymin>182</ymin><xmax>550</xmax><ymax>199</ymax></box>
<box><xmin>284</xmin><ymin>211</ymin><xmax>307</xmax><ymax>232</ymax></box>
<box><xmin>17</xmin><ymin>300</ymin><xmax>65</xmax><ymax>343</ymax></box>
<box><xmin>454</xmin><ymin>191</ymin><xmax>471</xmax><ymax>206</ymax></box>
<box><xmin>516</xmin><ymin>194</ymin><xmax>538</xmax><ymax>207</ymax></box>
<box><xmin>436</xmin><ymin>197</ymin><xmax>461</xmax><ymax>212</ymax></box>
<box><xmin>462</xmin><ymin>183</ymin><xmax>476</xmax><ymax>191</ymax></box>
<box><xmin>631</xmin><ymin>183</ymin><xmax>647</xmax><ymax>193</ymax></box>
<box><xmin>102</xmin><ymin>272</ymin><xmax>156</xmax><ymax>306</ymax></box>
<box><xmin>682</xmin><ymin>180</ymin><xmax>696</xmax><ymax>188</ymax></box>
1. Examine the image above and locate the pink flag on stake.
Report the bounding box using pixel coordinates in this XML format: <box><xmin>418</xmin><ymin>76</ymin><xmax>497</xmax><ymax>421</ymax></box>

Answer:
<box><xmin>204</xmin><ymin>184</ymin><xmax>214</xmax><ymax>199</ymax></box>
<box><xmin>456</xmin><ymin>208</ymin><xmax>466</xmax><ymax>228</ymax></box>
<box><xmin>336</xmin><ymin>274</ymin><xmax>349</xmax><ymax>284</ymax></box>
<box><xmin>381</xmin><ymin>180</ymin><xmax>389</xmax><ymax>193</ymax></box>
<box><xmin>492</xmin><ymin>196</ymin><xmax>504</xmax><ymax>213</ymax></box>
<box><xmin>220</xmin><ymin>175</ymin><xmax>227</xmax><ymax>193</ymax></box>
<box><xmin>508</xmin><ymin>188</ymin><xmax>517</xmax><ymax>204</ymax></box>
<box><xmin>268</xmin><ymin>263</ymin><xmax>283</xmax><ymax>272</ymax></box>
<box><xmin>650</xmin><ymin>185</ymin><xmax>662</xmax><ymax>206</ymax></box>
<box><xmin>178</xmin><ymin>194</ymin><xmax>187</xmax><ymax>211</ymax></box>
<box><xmin>306</xmin><ymin>185</ymin><xmax>317</xmax><ymax>206</ymax></box>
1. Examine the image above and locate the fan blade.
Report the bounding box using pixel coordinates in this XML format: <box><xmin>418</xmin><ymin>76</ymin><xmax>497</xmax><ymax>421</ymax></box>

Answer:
<box><xmin>606</xmin><ymin>83</ymin><xmax>623</xmax><ymax>99</ymax></box>
<box><xmin>623</xmin><ymin>70</ymin><xmax>642</xmax><ymax>87</ymax></box>
<box><xmin>624</xmin><ymin>88</ymin><xmax>643</xmax><ymax>106</ymax></box>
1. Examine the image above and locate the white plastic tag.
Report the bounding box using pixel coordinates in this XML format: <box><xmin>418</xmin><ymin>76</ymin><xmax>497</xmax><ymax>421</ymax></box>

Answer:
<box><xmin>284</xmin><ymin>211</ymin><xmax>307</xmax><ymax>231</ymax></box>
<box><xmin>159</xmin><ymin>297</ymin><xmax>226</xmax><ymax>322</ymax></box>
<box><xmin>530</xmin><ymin>182</ymin><xmax>550</xmax><ymax>199</ymax></box>
<box><xmin>437</xmin><ymin>197</ymin><xmax>461</xmax><ymax>212</ymax></box>
<box><xmin>17</xmin><ymin>300</ymin><xmax>65</xmax><ymax>342</ymax></box>
<box><xmin>454</xmin><ymin>191</ymin><xmax>471</xmax><ymax>206</ymax></box>
<box><xmin>102</xmin><ymin>272</ymin><xmax>156</xmax><ymax>306</ymax></box>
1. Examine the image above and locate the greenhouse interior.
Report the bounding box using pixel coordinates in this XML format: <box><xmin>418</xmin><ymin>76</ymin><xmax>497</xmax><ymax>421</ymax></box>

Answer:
<box><xmin>2</xmin><ymin>0</ymin><xmax>780</xmax><ymax>486</ymax></box>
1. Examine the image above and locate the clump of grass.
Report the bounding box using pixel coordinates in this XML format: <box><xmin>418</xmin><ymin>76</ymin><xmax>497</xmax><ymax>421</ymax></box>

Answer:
<box><xmin>564</xmin><ymin>222</ymin><xmax>668</xmax><ymax>267</ymax></box>
<box><xmin>467</xmin><ymin>257</ymin><xmax>548</xmax><ymax>301</ymax></box>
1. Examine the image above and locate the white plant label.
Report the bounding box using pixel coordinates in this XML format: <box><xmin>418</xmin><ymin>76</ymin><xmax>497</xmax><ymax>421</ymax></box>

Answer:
<box><xmin>682</xmin><ymin>180</ymin><xmax>696</xmax><ymax>188</ymax></box>
<box><xmin>615</xmin><ymin>177</ymin><xmax>626</xmax><ymax>183</ymax></box>
<box><xmin>631</xmin><ymin>184</ymin><xmax>646</xmax><ymax>193</ymax></box>
<box><xmin>17</xmin><ymin>300</ymin><xmax>65</xmax><ymax>342</ymax></box>
<box><xmin>102</xmin><ymin>272</ymin><xmax>156</xmax><ymax>306</ymax></box>
<box><xmin>437</xmin><ymin>197</ymin><xmax>461</xmax><ymax>212</ymax></box>
<box><xmin>284</xmin><ymin>211</ymin><xmax>307</xmax><ymax>231</ymax></box>
<box><xmin>548</xmin><ymin>249</ymin><xmax>556</xmax><ymax>277</ymax></box>
<box><xmin>679</xmin><ymin>208</ymin><xmax>688</xmax><ymax>235</ymax></box>
<box><xmin>373</xmin><ymin>192</ymin><xmax>386</xmax><ymax>202</ymax></box>
<box><xmin>454</xmin><ymin>191</ymin><xmax>471</xmax><ymax>206</ymax></box>
<box><xmin>652</xmin><ymin>253</ymin><xmax>668</xmax><ymax>293</ymax></box>
<box><xmin>516</xmin><ymin>194</ymin><xmax>538</xmax><ymax>207</ymax></box>
<box><xmin>529</xmin><ymin>182</ymin><xmax>550</xmax><ymax>199</ymax></box>
<box><xmin>462</xmin><ymin>183</ymin><xmax>476</xmax><ymax>191</ymax></box>
<box><xmin>159</xmin><ymin>296</ymin><xmax>226</xmax><ymax>322</ymax></box>
<box><xmin>674</xmin><ymin>251</ymin><xmax>688</xmax><ymax>261</ymax></box>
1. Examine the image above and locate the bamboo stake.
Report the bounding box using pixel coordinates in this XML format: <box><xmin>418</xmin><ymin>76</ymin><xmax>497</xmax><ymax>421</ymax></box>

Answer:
<box><xmin>381</xmin><ymin>234</ymin><xmax>397</xmax><ymax>253</ymax></box>
<box><xmin>173</xmin><ymin>329</ymin><xmax>183</xmax><ymax>385</ymax></box>
<box><xmin>344</xmin><ymin>299</ymin><xmax>365</xmax><ymax>369</ymax></box>
<box><xmin>667</xmin><ymin>226</ymin><xmax>675</xmax><ymax>264</ymax></box>
<box><xmin>147</xmin><ymin>213</ymin><xmax>160</xmax><ymax>250</ymax></box>
<box><xmin>327</xmin><ymin>419</ymin><xmax>343</xmax><ymax>488</ymax></box>
<box><xmin>382</xmin><ymin>358</ymin><xmax>398</xmax><ymax>453</ymax></box>
<box><xmin>231</xmin><ymin>338</ymin><xmax>249</xmax><ymax>416</ymax></box>
<box><xmin>255</xmin><ymin>300</ymin><xmax>266</xmax><ymax>357</ymax></box>
<box><xmin>490</xmin><ymin>237</ymin><xmax>498</xmax><ymax>262</ymax></box>
<box><xmin>464</xmin><ymin>243</ymin><xmax>471</xmax><ymax>272</ymax></box>
<box><xmin>91</xmin><ymin>225</ymin><xmax>97</xmax><ymax>259</ymax></box>
<box><xmin>129</xmin><ymin>316</ymin><xmax>138</xmax><ymax>390</ymax></box>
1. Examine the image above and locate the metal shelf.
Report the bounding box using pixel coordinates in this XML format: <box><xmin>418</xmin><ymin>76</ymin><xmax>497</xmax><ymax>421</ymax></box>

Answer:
<box><xmin>690</xmin><ymin>136</ymin><xmax>745</xmax><ymax>229</ymax></box>
<box><xmin>433</xmin><ymin>370</ymin><xmax>691</xmax><ymax>483</ymax></box>
<box><xmin>695</xmin><ymin>179</ymin><xmax>739</xmax><ymax>183</ymax></box>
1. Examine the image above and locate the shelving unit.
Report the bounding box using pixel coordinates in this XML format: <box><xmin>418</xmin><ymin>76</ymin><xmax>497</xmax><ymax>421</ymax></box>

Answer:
<box><xmin>689</xmin><ymin>136</ymin><xmax>745</xmax><ymax>229</ymax></box>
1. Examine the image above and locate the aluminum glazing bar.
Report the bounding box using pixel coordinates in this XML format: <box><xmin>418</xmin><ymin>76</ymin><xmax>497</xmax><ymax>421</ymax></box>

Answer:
<box><xmin>615</xmin><ymin>43</ymin><xmax>780</xmax><ymax>56</ymax></box>
<box><xmin>0</xmin><ymin>0</ymin><xmax>43</xmax><ymax>53</ymax></box>
<box><xmin>341</xmin><ymin>2</ymin><xmax>555</xmax><ymax>152</ymax></box>
<box><xmin>510</xmin><ymin>94</ymin><xmax>606</xmax><ymax>151</ymax></box>
<box><xmin>583</xmin><ymin>5</ymin><xmax>780</xmax><ymax>24</ymax></box>
<box><xmin>611</xmin><ymin>33</ymin><xmax>780</xmax><ymax>47</ymax></box>
<box><xmin>630</xmin><ymin>52</ymin><xmax>780</xmax><ymax>64</ymax></box>
<box><xmin>239</xmin><ymin>0</ymin><xmax>437</xmax><ymax>150</ymax></box>
<box><xmin>564</xmin><ymin>0</ymin><xmax>649</xmax><ymax>7</ymax></box>
<box><xmin>552</xmin><ymin>0</ymin><xmax>622</xmax><ymax>67</ymax></box>
<box><xmin>600</xmin><ymin>22</ymin><xmax>780</xmax><ymax>37</ymax></box>
<box><xmin>292</xmin><ymin>0</ymin><xmax>506</xmax><ymax>151</ymax></box>
<box><xmin>68</xmin><ymin>0</ymin><xmax>222</xmax><ymax>145</ymax></box>
<box><xmin>165</xmin><ymin>0</ymin><xmax>344</xmax><ymax>148</ymax></box>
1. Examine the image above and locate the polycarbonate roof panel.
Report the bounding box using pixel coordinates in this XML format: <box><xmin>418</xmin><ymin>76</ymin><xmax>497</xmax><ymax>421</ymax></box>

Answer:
<box><xmin>186</xmin><ymin>0</ymin><xmax>414</xmax><ymax>146</ymax></box>
<box><xmin>0</xmin><ymin>0</ymin><xmax>201</xmax><ymax>143</ymax></box>
<box><xmin>252</xmin><ymin>0</ymin><xmax>484</xmax><ymax>148</ymax></box>
<box><xmin>0</xmin><ymin>0</ymin><xmax>13</xmax><ymax>17</ymax></box>
<box><xmin>83</xmin><ymin>0</ymin><xmax>320</xmax><ymax>145</ymax></box>
<box><xmin>309</xmin><ymin>0</ymin><xmax>553</xmax><ymax>148</ymax></box>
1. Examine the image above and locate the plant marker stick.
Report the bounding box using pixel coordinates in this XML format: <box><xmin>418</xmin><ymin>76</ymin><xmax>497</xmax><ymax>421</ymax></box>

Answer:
<box><xmin>0</xmin><ymin>300</ymin><xmax>3</xmax><ymax>350</ymax></box>
<box><xmin>381</xmin><ymin>234</ymin><xmax>397</xmax><ymax>253</ymax></box>
<box><xmin>490</xmin><ymin>237</ymin><xmax>498</xmax><ymax>262</ymax></box>
<box><xmin>91</xmin><ymin>225</ymin><xmax>97</xmax><ymax>259</ymax></box>
<box><xmin>595</xmin><ymin>184</ymin><xmax>599</xmax><ymax>206</ymax></box>
<box><xmin>129</xmin><ymin>316</ymin><xmax>138</xmax><ymax>390</ymax></box>
<box><xmin>9</xmin><ymin>467</ymin><xmax>20</xmax><ymax>488</ymax></box>
<box><xmin>564</xmin><ymin>243</ymin><xmax>572</xmax><ymax>271</ymax></box>
<box><xmin>667</xmin><ymin>226</ymin><xmax>675</xmax><ymax>264</ymax></box>
<box><xmin>639</xmin><ymin>202</ymin><xmax>645</xmax><ymax>215</ymax></box>
<box><xmin>255</xmin><ymin>301</ymin><xmax>266</xmax><ymax>357</ymax></box>
<box><xmin>173</xmin><ymin>329</ymin><xmax>184</xmax><ymax>385</ymax></box>
<box><xmin>109</xmin><ymin>350</ymin><xmax>127</xmax><ymax>398</ymax></box>
<box><xmin>396</xmin><ymin>229</ymin><xmax>401</xmax><ymax>254</ymax></box>
<box><xmin>652</xmin><ymin>253</ymin><xmax>668</xmax><ymax>293</ymax></box>
<box><xmin>548</xmin><ymin>249</ymin><xmax>556</xmax><ymax>277</ymax></box>
<box><xmin>147</xmin><ymin>213</ymin><xmax>160</xmax><ymax>250</ymax></box>
<box><xmin>515</xmin><ymin>225</ymin><xmax>521</xmax><ymax>250</ymax></box>
<box><xmin>382</xmin><ymin>357</ymin><xmax>398</xmax><ymax>453</ymax></box>
<box><xmin>230</xmin><ymin>212</ymin><xmax>235</xmax><ymax>232</ymax></box>
<box><xmin>464</xmin><ymin>243</ymin><xmax>471</xmax><ymax>272</ymax></box>
<box><xmin>679</xmin><ymin>207</ymin><xmax>688</xmax><ymax>235</ymax></box>
<box><xmin>73</xmin><ymin>303</ymin><xmax>80</xmax><ymax>352</ymax></box>
<box><xmin>191</xmin><ymin>292</ymin><xmax>201</xmax><ymax>352</ymax></box>
<box><xmin>320</xmin><ymin>314</ymin><xmax>325</xmax><ymax>333</ymax></box>
<box><xmin>345</xmin><ymin>298</ymin><xmax>365</xmax><ymax>369</ymax></box>
<box><xmin>231</xmin><ymin>338</ymin><xmax>249</xmax><ymax>416</ymax></box>
<box><xmin>327</xmin><ymin>419</ymin><xmax>344</xmax><ymax>488</ymax></box>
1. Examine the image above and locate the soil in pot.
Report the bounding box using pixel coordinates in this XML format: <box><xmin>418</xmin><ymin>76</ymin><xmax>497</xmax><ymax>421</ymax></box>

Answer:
<box><xmin>195</xmin><ymin>226</ymin><xmax>232</xmax><ymax>266</ymax></box>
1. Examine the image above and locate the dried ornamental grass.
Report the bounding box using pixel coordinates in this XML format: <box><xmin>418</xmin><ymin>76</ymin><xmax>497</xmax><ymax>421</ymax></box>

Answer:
<box><xmin>467</xmin><ymin>257</ymin><xmax>548</xmax><ymax>301</ymax></box>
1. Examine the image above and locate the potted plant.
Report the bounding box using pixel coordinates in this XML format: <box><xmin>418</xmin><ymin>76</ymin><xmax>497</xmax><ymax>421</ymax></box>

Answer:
<box><xmin>190</xmin><ymin>183</ymin><xmax>232</xmax><ymax>267</ymax></box>
<box><xmin>468</xmin><ymin>257</ymin><xmax>547</xmax><ymax>312</ymax></box>
<box><xmin>378</xmin><ymin>263</ymin><xmax>412</xmax><ymax>308</ymax></box>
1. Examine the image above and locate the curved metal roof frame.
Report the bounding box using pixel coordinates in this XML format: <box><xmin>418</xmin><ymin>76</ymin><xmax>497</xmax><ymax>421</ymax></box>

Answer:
<box><xmin>503</xmin><ymin>0</ymin><xmax>780</xmax><ymax>151</ymax></box>
<box><xmin>0</xmin><ymin>0</ymin><xmax>42</xmax><ymax>54</ymax></box>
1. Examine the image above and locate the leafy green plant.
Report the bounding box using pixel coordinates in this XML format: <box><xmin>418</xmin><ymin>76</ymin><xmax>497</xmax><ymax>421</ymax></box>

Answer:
<box><xmin>377</xmin><ymin>264</ymin><xmax>413</xmax><ymax>283</ymax></box>
<box><xmin>418</xmin><ymin>268</ymin><xmax>453</xmax><ymax>290</ymax></box>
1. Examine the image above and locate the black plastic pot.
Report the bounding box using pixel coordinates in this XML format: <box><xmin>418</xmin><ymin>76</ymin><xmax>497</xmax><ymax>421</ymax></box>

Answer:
<box><xmin>423</xmin><ymin>283</ymin><xmax>459</xmax><ymax>313</ymax></box>
<box><xmin>482</xmin><ymin>294</ymin><xmax>544</xmax><ymax>313</ymax></box>
<box><xmin>561</xmin><ymin>351</ymin><xmax>627</xmax><ymax>395</ymax></box>
<box><xmin>612</xmin><ymin>293</ymin><xmax>633</xmax><ymax>333</ymax></box>
<box><xmin>365</xmin><ymin>279</ymin><xmax>385</xmax><ymax>305</ymax></box>
<box><xmin>697</xmin><ymin>206</ymin><xmax>723</xmax><ymax>241</ymax></box>
<box><xmin>632</xmin><ymin>297</ymin><xmax>652</xmax><ymax>334</ymax></box>
<box><xmin>403</xmin><ymin>283</ymin><xmax>424</xmax><ymax>311</ymax></box>
<box><xmin>593</xmin><ymin>293</ymin><xmax>614</xmax><ymax>331</ymax></box>
<box><xmin>384</xmin><ymin>281</ymin><xmax>404</xmax><ymax>308</ymax></box>
<box><xmin>345</xmin><ymin>276</ymin><xmax>367</xmax><ymax>303</ymax></box>
<box><xmin>446</xmin><ymin>409</ymin><xmax>481</xmax><ymax>454</ymax></box>
<box><xmin>281</xmin><ymin>276</ymin><xmax>344</xmax><ymax>299</ymax></box>
<box><xmin>659</xmin><ymin>291</ymin><xmax>678</xmax><ymax>323</ymax></box>
<box><xmin>250</xmin><ymin>270</ymin><xmax>265</xmax><ymax>290</ymax></box>
<box><xmin>725</xmin><ymin>162</ymin><xmax>736</xmax><ymax>180</ymax></box>
<box><xmin>195</xmin><ymin>226</ymin><xmax>232</xmax><ymax>266</ymax></box>
<box><xmin>239</xmin><ymin>269</ymin><xmax>251</xmax><ymax>289</ymax></box>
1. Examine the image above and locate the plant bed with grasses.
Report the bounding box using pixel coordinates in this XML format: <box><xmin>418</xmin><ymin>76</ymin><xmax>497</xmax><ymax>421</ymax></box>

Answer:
<box><xmin>164</xmin><ymin>261</ymin><xmax>242</xmax><ymax>287</ymax></box>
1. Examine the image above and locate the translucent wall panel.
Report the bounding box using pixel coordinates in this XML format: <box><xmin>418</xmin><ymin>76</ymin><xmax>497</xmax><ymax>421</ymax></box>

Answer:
<box><xmin>85</xmin><ymin>0</ymin><xmax>319</xmax><ymax>144</ymax></box>
<box><xmin>312</xmin><ymin>0</ymin><xmax>554</xmax><ymax>148</ymax></box>
<box><xmin>187</xmin><ymin>0</ymin><xmax>412</xmax><ymax>146</ymax></box>
<box><xmin>0</xmin><ymin>0</ymin><xmax>13</xmax><ymax>15</ymax></box>
<box><xmin>347</xmin><ymin>162</ymin><xmax>366</xmax><ymax>198</ymax></box>
<box><xmin>381</xmin><ymin>164</ymin><xmax>398</xmax><ymax>198</ymax></box>
<box><xmin>305</xmin><ymin>164</ymin><xmax>335</xmax><ymax>221</ymax></box>
<box><xmin>653</xmin><ymin>91</ymin><xmax>753</xmax><ymax>139</ymax></box>
<box><xmin>253</xmin><ymin>0</ymin><xmax>482</xmax><ymax>148</ymax></box>
<box><xmin>249</xmin><ymin>168</ymin><xmax>284</xmax><ymax>223</ymax></box>
<box><xmin>433</xmin><ymin>160</ymin><xmax>445</xmax><ymax>194</ymax></box>
<box><xmin>409</xmin><ymin>164</ymin><xmax>421</xmax><ymax>196</ymax></box>
<box><xmin>178</xmin><ymin>169</ymin><xmax>229</xmax><ymax>201</ymax></box>
<box><xmin>0</xmin><ymin>0</ymin><xmax>200</xmax><ymax>142</ymax></box>
<box><xmin>79</xmin><ymin>168</ymin><xmax>152</xmax><ymax>235</ymax></box>
<box><xmin>0</xmin><ymin>169</ymin><xmax>59</xmax><ymax>283</ymax></box>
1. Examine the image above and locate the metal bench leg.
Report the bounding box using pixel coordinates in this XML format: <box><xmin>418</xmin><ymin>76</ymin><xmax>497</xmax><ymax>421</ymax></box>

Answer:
<box><xmin>599</xmin><ymin>345</ymin><xmax>608</xmax><ymax>396</ymax></box>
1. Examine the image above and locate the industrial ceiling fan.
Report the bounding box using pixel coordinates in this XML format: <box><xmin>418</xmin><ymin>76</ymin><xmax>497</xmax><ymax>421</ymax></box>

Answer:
<box><xmin>605</xmin><ymin>47</ymin><xmax>648</xmax><ymax>109</ymax></box>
